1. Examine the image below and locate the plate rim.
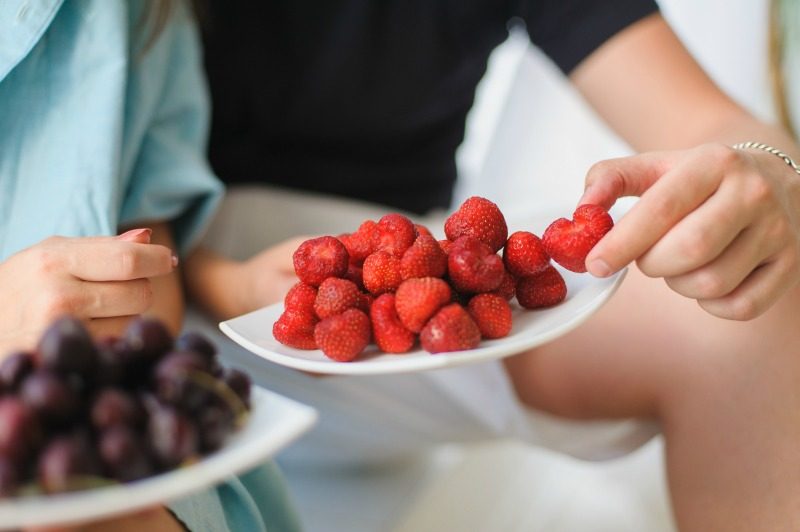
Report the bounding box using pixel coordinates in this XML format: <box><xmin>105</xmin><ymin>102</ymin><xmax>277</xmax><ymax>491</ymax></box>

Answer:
<box><xmin>219</xmin><ymin>268</ymin><xmax>627</xmax><ymax>376</ymax></box>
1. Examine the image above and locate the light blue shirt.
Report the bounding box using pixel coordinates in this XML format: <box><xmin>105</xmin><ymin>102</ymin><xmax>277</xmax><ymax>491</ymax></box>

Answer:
<box><xmin>0</xmin><ymin>1</ymin><xmax>301</xmax><ymax>530</ymax></box>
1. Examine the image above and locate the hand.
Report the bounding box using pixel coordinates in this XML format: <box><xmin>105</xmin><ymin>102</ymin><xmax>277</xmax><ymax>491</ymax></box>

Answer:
<box><xmin>0</xmin><ymin>229</ymin><xmax>176</xmax><ymax>354</ymax></box>
<box><xmin>235</xmin><ymin>236</ymin><xmax>308</xmax><ymax>313</ymax></box>
<box><xmin>24</xmin><ymin>506</ymin><xmax>185</xmax><ymax>532</ymax></box>
<box><xmin>580</xmin><ymin>143</ymin><xmax>800</xmax><ymax>320</ymax></box>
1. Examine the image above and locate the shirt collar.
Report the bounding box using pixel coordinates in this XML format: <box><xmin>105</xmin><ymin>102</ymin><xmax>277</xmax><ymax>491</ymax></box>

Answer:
<box><xmin>0</xmin><ymin>0</ymin><xmax>64</xmax><ymax>82</ymax></box>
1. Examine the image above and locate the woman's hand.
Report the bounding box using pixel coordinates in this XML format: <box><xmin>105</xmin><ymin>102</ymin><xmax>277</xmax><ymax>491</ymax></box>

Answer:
<box><xmin>185</xmin><ymin>237</ymin><xmax>307</xmax><ymax>321</ymax></box>
<box><xmin>0</xmin><ymin>229</ymin><xmax>176</xmax><ymax>354</ymax></box>
<box><xmin>25</xmin><ymin>506</ymin><xmax>185</xmax><ymax>532</ymax></box>
<box><xmin>581</xmin><ymin>143</ymin><xmax>800</xmax><ymax>320</ymax></box>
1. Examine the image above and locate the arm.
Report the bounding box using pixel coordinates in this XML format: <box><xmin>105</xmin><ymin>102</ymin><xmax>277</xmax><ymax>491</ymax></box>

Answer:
<box><xmin>570</xmin><ymin>14</ymin><xmax>800</xmax><ymax>320</ymax></box>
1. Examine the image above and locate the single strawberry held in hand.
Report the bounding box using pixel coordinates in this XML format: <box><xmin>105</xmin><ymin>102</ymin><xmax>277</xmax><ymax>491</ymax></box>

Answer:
<box><xmin>542</xmin><ymin>204</ymin><xmax>613</xmax><ymax>273</ymax></box>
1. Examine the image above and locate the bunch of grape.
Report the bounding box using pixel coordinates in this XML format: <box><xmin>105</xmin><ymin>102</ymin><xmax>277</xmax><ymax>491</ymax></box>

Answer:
<box><xmin>0</xmin><ymin>316</ymin><xmax>250</xmax><ymax>497</ymax></box>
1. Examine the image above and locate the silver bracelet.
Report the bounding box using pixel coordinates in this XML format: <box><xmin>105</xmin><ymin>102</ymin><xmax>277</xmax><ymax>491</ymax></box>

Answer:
<box><xmin>732</xmin><ymin>141</ymin><xmax>800</xmax><ymax>176</ymax></box>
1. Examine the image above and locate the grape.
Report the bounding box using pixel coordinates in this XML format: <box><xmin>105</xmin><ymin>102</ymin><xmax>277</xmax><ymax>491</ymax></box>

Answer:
<box><xmin>94</xmin><ymin>337</ymin><xmax>126</xmax><ymax>387</ymax></box>
<box><xmin>90</xmin><ymin>388</ymin><xmax>143</xmax><ymax>431</ymax></box>
<box><xmin>147</xmin><ymin>404</ymin><xmax>198</xmax><ymax>468</ymax></box>
<box><xmin>198</xmin><ymin>405</ymin><xmax>235</xmax><ymax>453</ymax></box>
<box><xmin>0</xmin><ymin>456</ymin><xmax>18</xmax><ymax>496</ymax></box>
<box><xmin>153</xmin><ymin>351</ymin><xmax>212</xmax><ymax>411</ymax></box>
<box><xmin>0</xmin><ymin>352</ymin><xmax>35</xmax><ymax>392</ymax></box>
<box><xmin>38</xmin><ymin>433</ymin><xmax>101</xmax><ymax>493</ymax></box>
<box><xmin>0</xmin><ymin>398</ymin><xmax>40</xmax><ymax>462</ymax></box>
<box><xmin>223</xmin><ymin>368</ymin><xmax>251</xmax><ymax>409</ymax></box>
<box><xmin>175</xmin><ymin>332</ymin><xmax>216</xmax><ymax>361</ymax></box>
<box><xmin>123</xmin><ymin>317</ymin><xmax>173</xmax><ymax>365</ymax></box>
<box><xmin>20</xmin><ymin>371</ymin><xmax>80</xmax><ymax>427</ymax></box>
<box><xmin>37</xmin><ymin>317</ymin><xmax>97</xmax><ymax>376</ymax></box>
<box><xmin>98</xmin><ymin>426</ymin><xmax>153</xmax><ymax>482</ymax></box>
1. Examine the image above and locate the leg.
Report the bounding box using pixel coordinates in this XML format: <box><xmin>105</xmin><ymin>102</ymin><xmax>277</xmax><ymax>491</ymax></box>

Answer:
<box><xmin>504</xmin><ymin>265</ymin><xmax>800</xmax><ymax>531</ymax></box>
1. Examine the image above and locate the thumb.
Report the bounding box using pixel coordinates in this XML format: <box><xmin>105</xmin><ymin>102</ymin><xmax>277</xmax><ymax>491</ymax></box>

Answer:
<box><xmin>579</xmin><ymin>151</ymin><xmax>675</xmax><ymax>209</ymax></box>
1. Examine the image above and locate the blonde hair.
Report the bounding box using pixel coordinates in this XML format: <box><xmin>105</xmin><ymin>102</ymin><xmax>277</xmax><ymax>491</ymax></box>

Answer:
<box><xmin>770</xmin><ymin>0</ymin><xmax>797</xmax><ymax>139</ymax></box>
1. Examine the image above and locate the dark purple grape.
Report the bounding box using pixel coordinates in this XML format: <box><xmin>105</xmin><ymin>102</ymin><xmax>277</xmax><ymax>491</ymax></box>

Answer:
<box><xmin>90</xmin><ymin>388</ymin><xmax>143</xmax><ymax>431</ymax></box>
<box><xmin>98</xmin><ymin>426</ymin><xmax>153</xmax><ymax>482</ymax></box>
<box><xmin>147</xmin><ymin>405</ymin><xmax>198</xmax><ymax>468</ymax></box>
<box><xmin>123</xmin><ymin>317</ymin><xmax>173</xmax><ymax>365</ymax></box>
<box><xmin>0</xmin><ymin>455</ymin><xmax>19</xmax><ymax>497</ymax></box>
<box><xmin>153</xmin><ymin>351</ymin><xmax>212</xmax><ymax>410</ymax></box>
<box><xmin>38</xmin><ymin>433</ymin><xmax>101</xmax><ymax>493</ymax></box>
<box><xmin>198</xmin><ymin>405</ymin><xmax>236</xmax><ymax>453</ymax></box>
<box><xmin>175</xmin><ymin>332</ymin><xmax>216</xmax><ymax>361</ymax></box>
<box><xmin>19</xmin><ymin>370</ymin><xmax>80</xmax><ymax>427</ymax></box>
<box><xmin>0</xmin><ymin>352</ymin><xmax>35</xmax><ymax>392</ymax></box>
<box><xmin>37</xmin><ymin>316</ymin><xmax>97</xmax><ymax>376</ymax></box>
<box><xmin>0</xmin><ymin>398</ymin><xmax>40</xmax><ymax>462</ymax></box>
<box><xmin>223</xmin><ymin>369</ymin><xmax>251</xmax><ymax>410</ymax></box>
<box><xmin>94</xmin><ymin>337</ymin><xmax>126</xmax><ymax>387</ymax></box>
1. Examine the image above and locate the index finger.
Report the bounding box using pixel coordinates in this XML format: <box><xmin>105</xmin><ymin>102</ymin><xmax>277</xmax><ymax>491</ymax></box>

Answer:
<box><xmin>585</xmin><ymin>156</ymin><xmax>721</xmax><ymax>276</ymax></box>
<box><xmin>65</xmin><ymin>239</ymin><xmax>176</xmax><ymax>281</ymax></box>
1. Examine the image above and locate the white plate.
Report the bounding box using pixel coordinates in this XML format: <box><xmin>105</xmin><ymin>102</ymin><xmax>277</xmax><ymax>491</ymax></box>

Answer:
<box><xmin>0</xmin><ymin>386</ymin><xmax>316</xmax><ymax>529</ymax></box>
<box><xmin>220</xmin><ymin>268</ymin><xmax>627</xmax><ymax>376</ymax></box>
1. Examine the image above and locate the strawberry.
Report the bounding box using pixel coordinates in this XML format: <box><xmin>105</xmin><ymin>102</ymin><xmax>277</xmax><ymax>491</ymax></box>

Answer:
<box><xmin>376</xmin><ymin>214</ymin><xmax>416</xmax><ymax>258</ymax></box>
<box><xmin>447</xmin><ymin>236</ymin><xmax>505</xmax><ymax>294</ymax></box>
<box><xmin>293</xmin><ymin>236</ymin><xmax>349</xmax><ymax>286</ymax></box>
<box><xmin>394</xmin><ymin>277</ymin><xmax>452</xmax><ymax>332</ymax></box>
<box><xmin>438</xmin><ymin>239</ymin><xmax>453</xmax><ymax>256</ymax></box>
<box><xmin>503</xmin><ymin>231</ymin><xmax>550</xmax><ymax>277</ymax></box>
<box><xmin>370</xmin><ymin>294</ymin><xmax>416</xmax><ymax>353</ymax></box>
<box><xmin>343</xmin><ymin>263</ymin><xmax>365</xmax><ymax>291</ymax></box>
<box><xmin>314</xmin><ymin>308</ymin><xmax>371</xmax><ymax>362</ymax></box>
<box><xmin>362</xmin><ymin>251</ymin><xmax>402</xmax><ymax>295</ymax></box>
<box><xmin>444</xmin><ymin>196</ymin><xmax>508</xmax><ymax>253</ymax></box>
<box><xmin>400</xmin><ymin>234</ymin><xmax>447</xmax><ymax>280</ymax></box>
<box><xmin>273</xmin><ymin>309</ymin><xmax>318</xmax><ymax>350</ymax></box>
<box><xmin>339</xmin><ymin>220</ymin><xmax>379</xmax><ymax>264</ymax></box>
<box><xmin>516</xmin><ymin>265</ymin><xmax>567</xmax><ymax>309</ymax></box>
<box><xmin>467</xmin><ymin>294</ymin><xmax>513</xmax><ymax>339</ymax></box>
<box><xmin>491</xmin><ymin>270</ymin><xmax>517</xmax><ymax>301</ymax></box>
<box><xmin>414</xmin><ymin>224</ymin><xmax>433</xmax><ymax>239</ymax></box>
<box><xmin>542</xmin><ymin>204</ymin><xmax>613</xmax><ymax>273</ymax></box>
<box><xmin>420</xmin><ymin>303</ymin><xmax>481</xmax><ymax>354</ymax></box>
<box><xmin>313</xmin><ymin>278</ymin><xmax>367</xmax><ymax>319</ymax></box>
<box><xmin>284</xmin><ymin>282</ymin><xmax>317</xmax><ymax>314</ymax></box>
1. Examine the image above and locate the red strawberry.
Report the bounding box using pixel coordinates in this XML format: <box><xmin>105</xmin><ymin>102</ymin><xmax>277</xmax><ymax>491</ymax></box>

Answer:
<box><xmin>362</xmin><ymin>251</ymin><xmax>402</xmax><ymax>295</ymax></box>
<box><xmin>376</xmin><ymin>214</ymin><xmax>416</xmax><ymax>258</ymax></box>
<box><xmin>339</xmin><ymin>220</ymin><xmax>379</xmax><ymax>264</ymax></box>
<box><xmin>503</xmin><ymin>231</ymin><xmax>550</xmax><ymax>277</ymax></box>
<box><xmin>491</xmin><ymin>270</ymin><xmax>517</xmax><ymax>301</ymax></box>
<box><xmin>400</xmin><ymin>234</ymin><xmax>447</xmax><ymax>280</ymax></box>
<box><xmin>314</xmin><ymin>309</ymin><xmax>371</xmax><ymax>362</ymax></box>
<box><xmin>370</xmin><ymin>294</ymin><xmax>416</xmax><ymax>353</ymax></box>
<box><xmin>438</xmin><ymin>239</ymin><xmax>453</xmax><ymax>256</ymax></box>
<box><xmin>343</xmin><ymin>263</ymin><xmax>365</xmax><ymax>291</ymax></box>
<box><xmin>444</xmin><ymin>196</ymin><xmax>508</xmax><ymax>252</ymax></box>
<box><xmin>273</xmin><ymin>309</ymin><xmax>318</xmax><ymax>350</ymax></box>
<box><xmin>542</xmin><ymin>204</ymin><xmax>613</xmax><ymax>273</ymax></box>
<box><xmin>313</xmin><ymin>278</ymin><xmax>367</xmax><ymax>319</ymax></box>
<box><xmin>394</xmin><ymin>277</ymin><xmax>452</xmax><ymax>332</ymax></box>
<box><xmin>467</xmin><ymin>294</ymin><xmax>513</xmax><ymax>339</ymax></box>
<box><xmin>284</xmin><ymin>282</ymin><xmax>317</xmax><ymax>314</ymax></box>
<box><xmin>293</xmin><ymin>236</ymin><xmax>349</xmax><ymax>286</ymax></box>
<box><xmin>420</xmin><ymin>304</ymin><xmax>481</xmax><ymax>354</ymax></box>
<box><xmin>447</xmin><ymin>236</ymin><xmax>505</xmax><ymax>294</ymax></box>
<box><xmin>516</xmin><ymin>265</ymin><xmax>567</xmax><ymax>309</ymax></box>
<box><xmin>414</xmin><ymin>224</ymin><xmax>433</xmax><ymax>238</ymax></box>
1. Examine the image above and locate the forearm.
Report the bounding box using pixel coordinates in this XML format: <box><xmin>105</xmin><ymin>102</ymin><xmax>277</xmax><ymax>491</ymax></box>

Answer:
<box><xmin>184</xmin><ymin>246</ymin><xmax>245</xmax><ymax>321</ymax></box>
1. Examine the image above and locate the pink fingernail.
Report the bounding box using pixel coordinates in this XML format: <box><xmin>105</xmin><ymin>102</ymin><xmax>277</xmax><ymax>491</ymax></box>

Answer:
<box><xmin>171</xmin><ymin>253</ymin><xmax>179</xmax><ymax>268</ymax></box>
<box><xmin>587</xmin><ymin>258</ymin><xmax>612</xmax><ymax>277</ymax></box>
<box><xmin>117</xmin><ymin>228</ymin><xmax>152</xmax><ymax>241</ymax></box>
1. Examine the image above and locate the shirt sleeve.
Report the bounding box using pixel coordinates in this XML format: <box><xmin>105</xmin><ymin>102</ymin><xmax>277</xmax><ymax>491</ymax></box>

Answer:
<box><xmin>512</xmin><ymin>0</ymin><xmax>659</xmax><ymax>74</ymax></box>
<box><xmin>120</xmin><ymin>2</ymin><xmax>224</xmax><ymax>256</ymax></box>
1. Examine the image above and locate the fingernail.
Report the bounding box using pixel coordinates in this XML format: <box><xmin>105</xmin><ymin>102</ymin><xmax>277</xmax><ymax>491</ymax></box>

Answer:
<box><xmin>171</xmin><ymin>253</ymin><xmax>179</xmax><ymax>268</ymax></box>
<box><xmin>587</xmin><ymin>258</ymin><xmax>612</xmax><ymax>277</ymax></box>
<box><xmin>117</xmin><ymin>228</ymin><xmax>152</xmax><ymax>241</ymax></box>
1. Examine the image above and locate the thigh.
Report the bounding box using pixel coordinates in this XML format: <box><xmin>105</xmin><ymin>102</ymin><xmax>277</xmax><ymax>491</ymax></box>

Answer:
<box><xmin>504</xmin><ymin>263</ymin><xmax>800</xmax><ymax>419</ymax></box>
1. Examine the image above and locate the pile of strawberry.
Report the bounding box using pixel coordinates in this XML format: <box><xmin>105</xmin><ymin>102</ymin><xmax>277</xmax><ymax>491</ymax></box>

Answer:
<box><xmin>273</xmin><ymin>197</ymin><xmax>613</xmax><ymax>362</ymax></box>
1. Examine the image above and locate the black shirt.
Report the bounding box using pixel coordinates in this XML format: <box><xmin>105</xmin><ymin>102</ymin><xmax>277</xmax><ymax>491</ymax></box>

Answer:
<box><xmin>202</xmin><ymin>1</ymin><xmax>658</xmax><ymax>214</ymax></box>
